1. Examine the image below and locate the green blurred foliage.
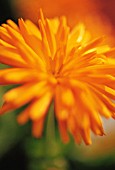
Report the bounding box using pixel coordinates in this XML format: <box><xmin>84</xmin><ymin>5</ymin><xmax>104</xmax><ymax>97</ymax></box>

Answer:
<box><xmin>0</xmin><ymin>84</ymin><xmax>29</xmax><ymax>158</ymax></box>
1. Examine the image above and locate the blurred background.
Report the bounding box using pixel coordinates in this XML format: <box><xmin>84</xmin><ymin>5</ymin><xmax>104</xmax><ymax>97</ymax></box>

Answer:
<box><xmin>0</xmin><ymin>0</ymin><xmax>115</xmax><ymax>170</ymax></box>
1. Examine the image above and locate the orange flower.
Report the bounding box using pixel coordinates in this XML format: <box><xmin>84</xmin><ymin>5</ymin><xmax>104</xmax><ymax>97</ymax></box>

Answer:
<box><xmin>0</xmin><ymin>10</ymin><xmax>115</xmax><ymax>145</ymax></box>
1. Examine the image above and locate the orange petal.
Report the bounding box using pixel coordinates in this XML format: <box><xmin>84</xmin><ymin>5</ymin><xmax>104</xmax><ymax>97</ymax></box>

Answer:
<box><xmin>3</xmin><ymin>81</ymin><xmax>47</xmax><ymax>107</ymax></box>
<box><xmin>58</xmin><ymin>120</ymin><xmax>69</xmax><ymax>143</ymax></box>
<box><xmin>0</xmin><ymin>68</ymin><xmax>37</xmax><ymax>85</ymax></box>
<box><xmin>17</xmin><ymin>108</ymin><xmax>29</xmax><ymax>125</ymax></box>
<box><xmin>0</xmin><ymin>45</ymin><xmax>27</xmax><ymax>67</ymax></box>
<box><xmin>32</xmin><ymin>118</ymin><xmax>45</xmax><ymax>138</ymax></box>
<box><xmin>7</xmin><ymin>19</ymin><xmax>20</xmax><ymax>32</ymax></box>
<box><xmin>29</xmin><ymin>91</ymin><xmax>53</xmax><ymax>120</ymax></box>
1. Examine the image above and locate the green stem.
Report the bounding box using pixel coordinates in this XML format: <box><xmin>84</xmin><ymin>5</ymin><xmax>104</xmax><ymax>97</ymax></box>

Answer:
<box><xmin>26</xmin><ymin>102</ymin><xmax>69</xmax><ymax>170</ymax></box>
<box><xmin>46</xmin><ymin>102</ymin><xmax>55</xmax><ymax>141</ymax></box>
<box><xmin>46</xmin><ymin>102</ymin><xmax>56</xmax><ymax>156</ymax></box>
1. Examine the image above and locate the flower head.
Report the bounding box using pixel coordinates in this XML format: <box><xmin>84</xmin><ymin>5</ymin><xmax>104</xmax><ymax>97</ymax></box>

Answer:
<box><xmin>0</xmin><ymin>10</ymin><xmax>115</xmax><ymax>145</ymax></box>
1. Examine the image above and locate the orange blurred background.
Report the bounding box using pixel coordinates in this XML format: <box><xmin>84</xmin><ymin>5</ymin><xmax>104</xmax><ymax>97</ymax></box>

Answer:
<box><xmin>11</xmin><ymin>0</ymin><xmax>115</xmax><ymax>45</ymax></box>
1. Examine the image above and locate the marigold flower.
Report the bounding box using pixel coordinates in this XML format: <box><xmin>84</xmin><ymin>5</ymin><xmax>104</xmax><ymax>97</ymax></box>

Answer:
<box><xmin>0</xmin><ymin>10</ymin><xmax>115</xmax><ymax>145</ymax></box>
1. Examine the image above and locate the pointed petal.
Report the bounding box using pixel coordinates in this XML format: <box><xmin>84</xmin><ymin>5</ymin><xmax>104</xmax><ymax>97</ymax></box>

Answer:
<box><xmin>29</xmin><ymin>91</ymin><xmax>53</xmax><ymax>120</ymax></box>
<box><xmin>32</xmin><ymin>118</ymin><xmax>45</xmax><ymax>138</ymax></box>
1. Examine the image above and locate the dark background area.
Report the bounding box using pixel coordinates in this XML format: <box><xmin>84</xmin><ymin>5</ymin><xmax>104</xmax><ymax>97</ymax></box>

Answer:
<box><xmin>0</xmin><ymin>0</ymin><xmax>14</xmax><ymax>24</ymax></box>
<box><xmin>0</xmin><ymin>142</ymin><xmax>27</xmax><ymax>170</ymax></box>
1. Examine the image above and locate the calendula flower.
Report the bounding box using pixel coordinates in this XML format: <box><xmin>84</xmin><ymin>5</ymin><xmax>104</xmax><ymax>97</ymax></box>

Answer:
<box><xmin>0</xmin><ymin>10</ymin><xmax>115</xmax><ymax>145</ymax></box>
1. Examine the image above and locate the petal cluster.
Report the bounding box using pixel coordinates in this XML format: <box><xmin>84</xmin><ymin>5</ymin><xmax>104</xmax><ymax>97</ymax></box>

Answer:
<box><xmin>0</xmin><ymin>10</ymin><xmax>115</xmax><ymax>144</ymax></box>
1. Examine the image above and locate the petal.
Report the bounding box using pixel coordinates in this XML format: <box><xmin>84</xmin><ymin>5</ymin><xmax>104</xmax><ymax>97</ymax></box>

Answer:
<box><xmin>0</xmin><ymin>26</ymin><xmax>14</xmax><ymax>46</ymax></box>
<box><xmin>6</xmin><ymin>19</ymin><xmax>20</xmax><ymax>32</ymax></box>
<box><xmin>32</xmin><ymin>118</ymin><xmax>45</xmax><ymax>138</ymax></box>
<box><xmin>67</xmin><ymin>114</ymin><xmax>82</xmax><ymax>144</ymax></box>
<box><xmin>3</xmin><ymin>81</ymin><xmax>47</xmax><ymax>108</ymax></box>
<box><xmin>25</xmin><ymin>19</ymin><xmax>41</xmax><ymax>39</ymax></box>
<box><xmin>17</xmin><ymin>107</ymin><xmax>29</xmax><ymax>125</ymax></box>
<box><xmin>29</xmin><ymin>90</ymin><xmax>53</xmax><ymax>120</ymax></box>
<box><xmin>58</xmin><ymin>120</ymin><xmax>69</xmax><ymax>143</ymax></box>
<box><xmin>0</xmin><ymin>68</ymin><xmax>38</xmax><ymax>85</ymax></box>
<box><xmin>0</xmin><ymin>45</ymin><xmax>27</xmax><ymax>67</ymax></box>
<box><xmin>18</xmin><ymin>18</ymin><xmax>45</xmax><ymax>62</ymax></box>
<box><xmin>5</xmin><ymin>24</ymin><xmax>45</xmax><ymax>68</ymax></box>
